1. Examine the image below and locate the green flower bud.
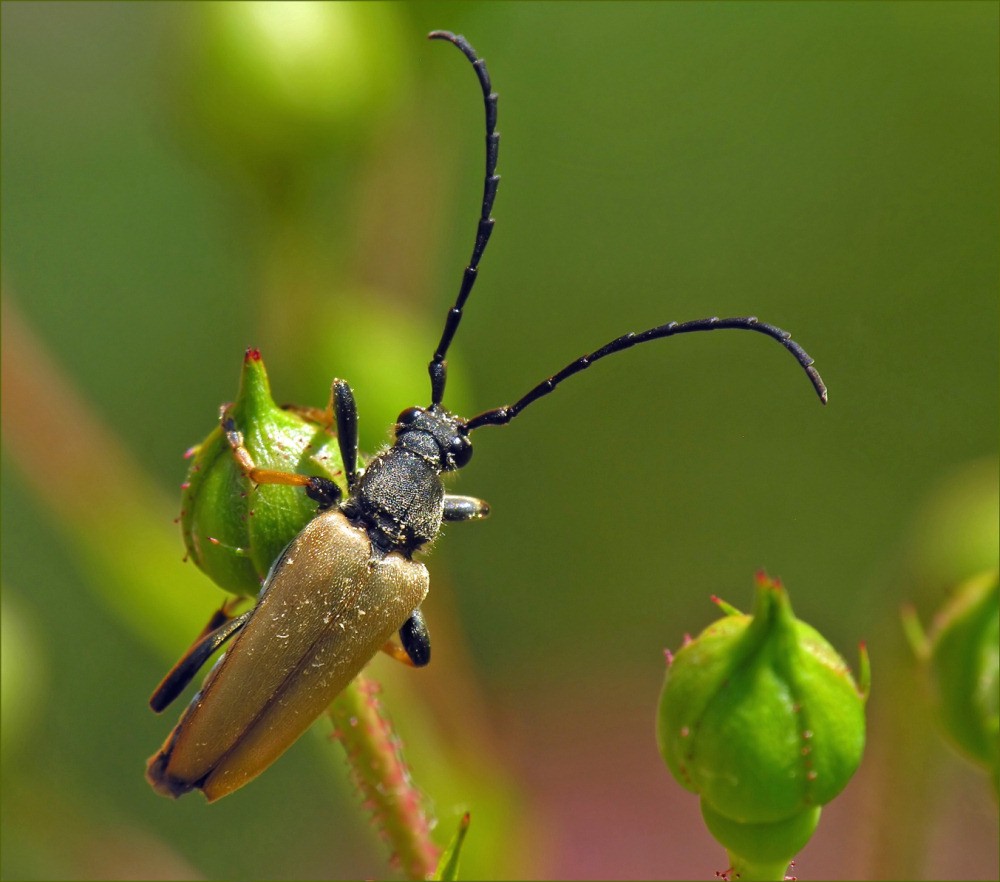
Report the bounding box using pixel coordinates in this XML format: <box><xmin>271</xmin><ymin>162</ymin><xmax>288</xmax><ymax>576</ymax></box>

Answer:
<box><xmin>180</xmin><ymin>349</ymin><xmax>345</xmax><ymax>596</ymax></box>
<box><xmin>657</xmin><ymin>572</ymin><xmax>869</xmax><ymax>871</ymax></box>
<box><xmin>925</xmin><ymin>569</ymin><xmax>1000</xmax><ymax>791</ymax></box>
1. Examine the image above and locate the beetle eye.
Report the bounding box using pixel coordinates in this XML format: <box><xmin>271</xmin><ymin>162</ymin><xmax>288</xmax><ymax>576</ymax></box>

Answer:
<box><xmin>397</xmin><ymin>407</ymin><xmax>422</xmax><ymax>427</ymax></box>
<box><xmin>450</xmin><ymin>435</ymin><xmax>473</xmax><ymax>469</ymax></box>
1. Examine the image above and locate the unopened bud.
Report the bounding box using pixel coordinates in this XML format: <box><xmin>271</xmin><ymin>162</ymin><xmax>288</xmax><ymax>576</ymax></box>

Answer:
<box><xmin>180</xmin><ymin>349</ymin><xmax>344</xmax><ymax>595</ymax></box>
<box><xmin>657</xmin><ymin>572</ymin><xmax>869</xmax><ymax>868</ymax></box>
<box><xmin>925</xmin><ymin>570</ymin><xmax>999</xmax><ymax>793</ymax></box>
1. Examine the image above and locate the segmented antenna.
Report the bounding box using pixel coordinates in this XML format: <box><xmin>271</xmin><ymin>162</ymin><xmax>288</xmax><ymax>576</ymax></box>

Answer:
<box><xmin>464</xmin><ymin>316</ymin><xmax>828</xmax><ymax>431</ymax></box>
<box><xmin>427</xmin><ymin>31</ymin><xmax>500</xmax><ymax>406</ymax></box>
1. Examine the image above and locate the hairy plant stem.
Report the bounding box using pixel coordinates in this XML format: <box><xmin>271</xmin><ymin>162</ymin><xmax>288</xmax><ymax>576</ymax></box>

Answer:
<box><xmin>329</xmin><ymin>675</ymin><xmax>440</xmax><ymax>880</ymax></box>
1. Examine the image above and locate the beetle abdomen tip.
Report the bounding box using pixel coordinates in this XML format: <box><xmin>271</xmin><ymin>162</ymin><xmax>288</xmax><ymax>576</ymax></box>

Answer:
<box><xmin>145</xmin><ymin>749</ymin><xmax>200</xmax><ymax>800</ymax></box>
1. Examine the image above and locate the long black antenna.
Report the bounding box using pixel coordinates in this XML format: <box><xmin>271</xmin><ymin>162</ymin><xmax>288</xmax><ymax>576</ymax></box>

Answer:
<box><xmin>427</xmin><ymin>30</ymin><xmax>500</xmax><ymax>406</ymax></box>
<box><xmin>464</xmin><ymin>316</ymin><xmax>827</xmax><ymax>431</ymax></box>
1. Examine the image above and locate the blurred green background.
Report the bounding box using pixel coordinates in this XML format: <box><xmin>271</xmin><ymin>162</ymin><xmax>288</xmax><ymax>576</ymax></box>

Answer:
<box><xmin>2</xmin><ymin>2</ymin><xmax>997</xmax><ymax>879</ymax></box>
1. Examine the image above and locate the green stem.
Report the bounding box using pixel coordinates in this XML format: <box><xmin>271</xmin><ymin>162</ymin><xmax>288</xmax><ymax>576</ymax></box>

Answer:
<box><xmin>328</xmin><ymin>675</ymin><xmax>440</xmax><ymax>881</ymax></box>
<box><xmin>726</xmin><ymin>849</ymin><xmax>791</xmax><ymax>881</ymax></box>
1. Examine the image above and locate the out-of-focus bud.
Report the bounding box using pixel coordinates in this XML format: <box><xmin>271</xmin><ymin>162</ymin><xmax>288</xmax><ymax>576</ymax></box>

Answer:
<box><xmin>657</xmin><ymin>573</ymin><xmax>869</xmax><ymax>875</ymax></box>
<box><xmin>174</xmin><ymin>1</ymin><xmax>408</xmax><ymax>176</ymax></box>
<box><xmin>921</xmin><ymin>570</ymin><xmax>999</xmax><ymax>795</ymax></box>
<box><xmin>899</xmin><ymin>457</ymin><xmax>999</xmax><ymax>796</ymax></box>
<box><xmin>907</xmin><ymin>457</ymin><xmax>999</xmax><ymax>593</ymax></box>
<box><xmin>180</xmin><ymin>349</ymin><xmax>344</xmax><ymax>595</ymax></box>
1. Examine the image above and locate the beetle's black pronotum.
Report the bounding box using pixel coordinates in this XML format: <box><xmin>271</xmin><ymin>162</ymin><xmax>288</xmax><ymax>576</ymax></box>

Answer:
<box><xmin>147</xmin><ymin>31</ymin><xmax>827</xmax><ymax>802</ymax></box>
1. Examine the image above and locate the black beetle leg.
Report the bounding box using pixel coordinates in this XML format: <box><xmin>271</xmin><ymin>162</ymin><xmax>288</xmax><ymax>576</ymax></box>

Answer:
<box><xmin>190</xmin><ymin>596</ymin><xmax>246</xmax><ymax>642</ymax></box>
<box><xmin>332</xmin><ymin>379</ymin><xmax>359</xmax><ymax>491</ymax></box>
<box><xmin>400</xmin><ymin>608</ymin><xmax>431</xmax><ymax>666</ymax></box>
<box><xmin>443</xmin><ymin>494</ymin><xmax>490</xmax><ymax>522</ymax></box>
<box><xmin>150</xmin><ymin>608</ymin><xmax>254</xmax><ymax>712</ymax></box>
<box><xmin>380</xmin><ymin>609</ymin><xmax>431</xmax><ymax>668</ymax></box>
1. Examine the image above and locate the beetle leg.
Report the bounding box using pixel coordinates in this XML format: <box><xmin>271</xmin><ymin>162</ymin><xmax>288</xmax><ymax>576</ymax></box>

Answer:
<box><xmin>332</xmin><ymin>379</ymin><xmax>360</xmax><ymax>490</ymax></box>
<box><xmin>379</xmin><ymin>609</ymin><xmax>432</xmax><ymax>668</ymax></box>
<box><xmin>380</xmin><ymin>639</ymin><xmax>416</xmax><ymax>665</ymax></box>
<box><xmin>150</xmin><ymin>607</ymin><xmax>254</xmax><ymax>712</ymax></box>
<box><xmin>193</xmin><ymin>596</ymin><xmax>247</xmax><ymax>638</ymax></box>
<box><xmin>164</xmin><ymin>596</ymin><xmax>247</xmax><ymax>666</ymax></box>
<box><xmin>401</xmin><ymin>608</ymin><xmax>431</xmax><ymax>666</ymax></box>
<box><xmin>443</xmin><ymin>494</ymin><xmax>491</xmax><ymax>522</ymax></box>
<box><xmin>221</xmin><ymin>412</ymin><xmax>342</xmax><ymax>509</ymax></box>
<box><xmin>303</xmin><ymin>477</ymin><xmax>343</xmax><ymax>510</ymax></box>
<box><xmin>222</xmin><ymin>414</ymin><xmax>312</xmax><ymax>487</ymax></box>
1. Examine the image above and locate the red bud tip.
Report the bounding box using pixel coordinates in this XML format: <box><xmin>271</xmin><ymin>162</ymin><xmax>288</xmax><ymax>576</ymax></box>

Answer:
<box><xmin>244</xmin><ymin>347</ymin><xmax>262</xmax><ymax>362</ymax></box>
<box><xmin>754</xmin><ymin>568</ymin><xmax>776</xmax><ymax>589</ymax></box>
<box><xmin>754</xmin><ymin>570</ymin><xmax>785</xmax><ymax>593</ymax></box>
<box><xmin>183</xmin><ymin>445</ymin><xmax>199</xmax><ymax>460</ymax></box>
<box><xmin>664</xmin><ymin>647</ymin><xmax>674</xmax><ymax>666</ymax></box>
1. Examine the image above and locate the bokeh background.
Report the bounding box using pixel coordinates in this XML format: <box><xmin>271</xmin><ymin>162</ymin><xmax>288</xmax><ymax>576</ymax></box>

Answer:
<box><xmin>2</xmin><ymin>2</ymin><xmax>997</xmax><ymax>880</ymax></box>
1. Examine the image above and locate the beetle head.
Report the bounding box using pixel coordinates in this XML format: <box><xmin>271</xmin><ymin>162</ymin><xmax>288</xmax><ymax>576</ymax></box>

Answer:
<box><xmin>395</xmin><ymin>406</ymin><xmax>472</xmax><ymax>472</ymax></box>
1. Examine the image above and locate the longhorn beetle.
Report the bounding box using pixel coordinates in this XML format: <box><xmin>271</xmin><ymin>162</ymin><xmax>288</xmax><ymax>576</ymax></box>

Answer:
<box><xmin>147</xmin><ymin>31</ymin><xmax>827</xmax><ymax>801</ymax></box>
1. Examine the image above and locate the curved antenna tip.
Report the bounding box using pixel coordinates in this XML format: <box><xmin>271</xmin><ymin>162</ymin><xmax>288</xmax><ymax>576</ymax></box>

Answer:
<box><xmin>808</xmin><ymin>367</ymin><xmax>829</xmax><ymax>405</ymax></box>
